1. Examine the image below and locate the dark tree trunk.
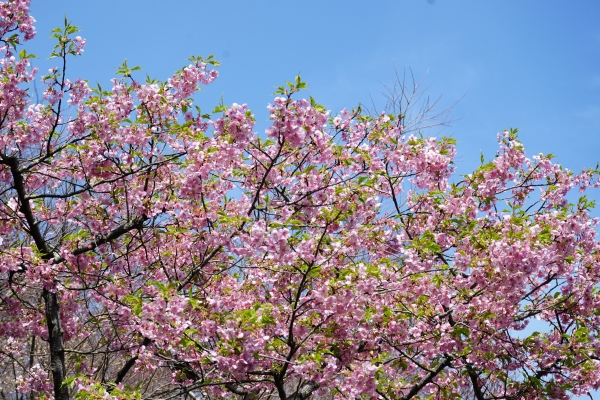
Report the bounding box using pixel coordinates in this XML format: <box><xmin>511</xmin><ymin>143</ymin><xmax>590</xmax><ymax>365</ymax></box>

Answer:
<box><xmin>5</xmin><ymin>156</ymin><xmax>69</xmax><ymax>399</ymax></box>
<box><xmin>43</xmin><ymin>288</ymin><xmax>68</xmax><ymax>400</ymax></box>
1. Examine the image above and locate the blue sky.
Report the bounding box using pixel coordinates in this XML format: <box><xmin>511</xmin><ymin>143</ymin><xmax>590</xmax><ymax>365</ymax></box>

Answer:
<box><xmin>27</xmin><ymin>0</ymin><xmax>600</xmax><ymax>178</ymax></box>
<box><xmin>24</xmin><ymin>1</ymin><xmax>600</xmax><ymax>397</ymax></box>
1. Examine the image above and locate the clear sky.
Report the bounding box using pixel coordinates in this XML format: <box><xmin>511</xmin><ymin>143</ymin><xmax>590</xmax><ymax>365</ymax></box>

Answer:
<box><xmin>23</xmin><ymin>1</ymin><xmax>600</xmax><ymax>398</ymax></box>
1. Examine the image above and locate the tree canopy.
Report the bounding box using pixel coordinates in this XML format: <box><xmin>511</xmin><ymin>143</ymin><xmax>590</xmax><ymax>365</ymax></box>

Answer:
<box><xmin>2</xmin><ymin>2</ymin><xmax>600</xmax><ymax>399</ymax></box>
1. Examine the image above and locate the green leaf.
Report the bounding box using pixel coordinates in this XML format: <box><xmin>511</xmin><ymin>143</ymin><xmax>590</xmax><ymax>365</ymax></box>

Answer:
<box><xmin>453</xmin><ymin>325</ymin><xmax>470</xmax><ymax>339</ymax></box>
<box><xmin>357</xmin><ymin>175</ymin><xmax>369</xmax><ymax>185</ymax></box>
<box><xmin>309</xmin><ymin>96</ymin><xmax>326</xmax><ymax>113</ymax></box>
<box><xmin>366</xmin><ymin>264</ymin><xmax>381</xmax><ymax>277</ymax></box>
<box><xmin>18</xmin><ymin>49</ymin><xmax>36</xmax><ymax>60</ymax></box>
<box><xmin>295</xmin><ymin>74</ymin><xmax>307</xmax><ymax>90</ymax></box>
<box><xmin>212</xmin><ymin>104</ymin><xmax>227</xmax><ymax>113</ymax></box>
<box><xmin>274</xmin><ymin>85</ymin><xmax>286</xmax><ymax>95</ymax></box>
<box><xmin>116</xmin><ymin>59</ymin><xmax>141</xmax><ymax>77</ymax></box>
<box><xmin>62</xmin><ymin>377</ymin><xmax>76</xmax><ymax>388</ymax></box>
<box><xmin>286</xmin><ymin>219</ymin><xmax>304</xmax><ymax>226</ymax></box>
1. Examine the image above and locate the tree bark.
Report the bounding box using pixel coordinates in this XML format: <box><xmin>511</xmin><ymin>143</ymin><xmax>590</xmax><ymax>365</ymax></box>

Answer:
<box><xmin>287</xmin><ymin>381</ymin><xmax>318</xmax><ymax>400</ymax></box>
<box><xmin>43</xmin><ymin>288</ymin><xmax>68</xmax><ymax>400</ymax></box>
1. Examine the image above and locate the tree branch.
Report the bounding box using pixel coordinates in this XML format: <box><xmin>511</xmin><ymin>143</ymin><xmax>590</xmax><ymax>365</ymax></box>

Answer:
<box><xmin>400</xmin><ymin>356</ymin><xmax>452</xmax><ymax>400</ymax></box>
<box><xmin>286</xmin><ymin>381</ymin><xmax>318</xmax><ymax>400</ymax></box>
<box><xmin>50</xmin><ymin>215</ymin><xmax>147</xmax><ymax>264</ymax></box>
<box><xmin>2</xmin><ymin>154</ymin><xmax>69</xmax><ymax>400</ymax></box>
<box><xmin>113</xmin><ymin>337</ymin><xmax>151</xmax><ymax>385</ymax></box>
<box><xmin>466</xmin><ymin>365</ymin><xmax>486</xmax><ymax>400</ymax></box>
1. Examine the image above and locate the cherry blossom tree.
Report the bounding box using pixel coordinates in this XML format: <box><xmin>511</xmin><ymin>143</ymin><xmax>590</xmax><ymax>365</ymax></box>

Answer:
<box><xmin>2</xmin><ymin>2</ymin><xmax>600</xmax><ymax>399</ymax></box>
